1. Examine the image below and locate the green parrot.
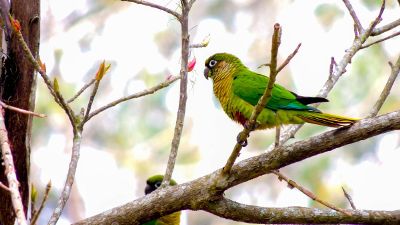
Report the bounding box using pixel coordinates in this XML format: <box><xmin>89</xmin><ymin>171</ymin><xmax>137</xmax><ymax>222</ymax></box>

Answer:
<box><xmin>204</xmin><ymin>53</ymin><xmax>357</xmax><ymax>132</ymax></box>
<box><xmin>142</xmin><ymin>175</ymin><xmax>180</xmax><ymax>225</ymax></box>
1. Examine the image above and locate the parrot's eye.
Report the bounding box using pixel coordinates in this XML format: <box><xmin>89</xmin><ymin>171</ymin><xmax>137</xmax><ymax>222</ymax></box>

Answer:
<box><xmin>208</xmin><ymin>59</ymin><xmax>217</xmax><ymax>68</ymax></box>
<box><xmin>154</xmin><ymin>181</ymin><xmax>161</xmax><ymax>188</ymax></box>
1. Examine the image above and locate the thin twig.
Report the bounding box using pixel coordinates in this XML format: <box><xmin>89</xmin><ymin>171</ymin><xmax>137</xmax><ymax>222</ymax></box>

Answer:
<box><xmin>369</xmin><ymin>55</ymin><xmax>400</xmax><ymax>117</ymax></box>
<box><xmin>12</xmin><ymin>17</ymin><xmax>76</xmax><ymax>125</ymax></box>
<box><xmin>342</xmin><ymin>187</ymin><xmax>357</xmax><ymax>210</ymax></box>
<box><xmin>67</xmin><ymin>78</ymin><xmax>96</xmax><ymax>103</ymax></box>
<box><xmin>342</xmin><ymin>0</ymin><xmax>364</xmax><ymax>34</ymax></box>
<box><xmin>87</xmin><ymin>76</ymin><xmax>180</xmax><ymax>121</ymax></box>
<box><xmin>83</xmin><ymin>79</ymin><xmax>101</xmax><ymax>124</ymax></box>
<box><xmin>0</xmin><ymin>106</ymin><xmax>28</xmax><ymax>225</ymax></box>
<box><xmin>372</xmin><ymin>18</ymin><xmax>400</xmax><ymax>36</ymax></box>
<box><xmin>48</xmin><ymin>131</ymin><xmax>82</xmax><ymax>225</ymax></box>
<box><xmin>121</xmin><ymin>0</ymin><xmax>181</xmax><ymax>21</ymax></box>
<box><xmin>363</xmin><ymin>0</ymin><xmax>386</xmax><ymax>39</ymax></box>
<box><xmin>12</xmin><ymin>14</ymin><xmax>84</xmax><ymax>225</ymax></box>
<box><xmin>0</xmin><ymin>100</ymin><xmax>46</xmax><ymax>118</ymax></box>
<box><xmin>362</xmin><ymin>31</ymin><xmax>400</xmax><ymax>49</ymax></box>
<box><xmin>31</xmin><ymin>181</ymin><xmax>52</xmax><ymax>225</ymax></box>
<box><xmin>223</xmin><ymin>23</ymin><xmax>282</xmax><ymax>174</ymax></box>
<box><xmin>276</xmin><ymin>43</ymin><xmax>301</xmax><ymax>73</ymax></box>
<box><xmin>162</xmin><ymin>1</ymin><xmax>191</xmax><ymax>187</ymax></box>
<box><xmin>273</xmin><ymin>0</ymin><xmax>389</xmax><ymax>150</ymax></box>
<box><xmin>190</xmin><ymin>35</ymin><xmax>210</xmax><ymax>48</ymax></box>
<box><xmin>329</xmin><ymin>57</ymin><xmax>338</xmax><ymax>76</ymax></box>
<box><xmin>272</xmin><ymin>170</ymin><xmax>351</xmax><ymax>216</ymax></box>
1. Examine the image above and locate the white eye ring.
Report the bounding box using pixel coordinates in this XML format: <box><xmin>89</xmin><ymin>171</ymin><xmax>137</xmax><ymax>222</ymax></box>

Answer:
<box><xmin>209</xmin><ymin>59</ymin><xmax>217</xmax><ymax>68</ymax></box>
<box><xmin>154</xmin><ymin>182</ymin><xmax>161</xmax><ymax>188</ymax></box>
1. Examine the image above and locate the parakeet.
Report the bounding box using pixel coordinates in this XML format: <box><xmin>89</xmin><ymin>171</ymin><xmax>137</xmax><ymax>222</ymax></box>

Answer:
<box><xmin>204</xmin><ymin>53</ymin><xmax>357</xmax><ymax>131</ymax></box>
<box><xmin>142</xmin><ymin>175</ymin><xmax>180</xmax><ymax>225</ymax></box>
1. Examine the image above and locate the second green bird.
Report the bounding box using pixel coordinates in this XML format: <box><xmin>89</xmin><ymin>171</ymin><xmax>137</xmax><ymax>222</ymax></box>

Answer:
<box><xmin>204</xmin><ymin>53</ymin><xmax>357</xmax><ymax>130</ymax></box>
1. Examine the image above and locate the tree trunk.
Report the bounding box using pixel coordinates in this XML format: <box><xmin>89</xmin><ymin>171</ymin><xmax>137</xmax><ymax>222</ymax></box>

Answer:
<box><xmin>0</xmin><ymin>0</ymin><xmax>40</xmax><ymax>224</ymax></box>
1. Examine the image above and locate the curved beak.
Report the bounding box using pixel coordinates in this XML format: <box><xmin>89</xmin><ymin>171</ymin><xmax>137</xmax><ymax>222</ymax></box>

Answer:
<box><xmin>204</xmin><ymin>67</ymin><xmax>210</xmax><ymax>80</ymax></box>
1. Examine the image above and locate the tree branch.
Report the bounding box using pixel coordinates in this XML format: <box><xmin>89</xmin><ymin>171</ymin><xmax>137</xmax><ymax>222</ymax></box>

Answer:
<box><xmin>223</xmin><ymin>23</ymin><xmax>282</xmax><ymax>174</ymax></box>
<box><xmin>162</xmin><ymin>2</ymin><xmax>190</xmax><ymax>187</ymax></box>
<box><xmin>272</xmin><ymin>170</ymin><xmax>349</xmax><ymax>215</ymax></box>
<box><xmin>87</xmin><ymin>76</ymin><xmax>179</xmax><ymax>121</ymax></box>
<box><xmin>121</xmin><ymin>0</ymin><xmax>182</xmax><ymax>21</ymax></box>
<box><xmin>204</xmin><ymin>198</ymin><xmax>400</xmax><ymax>224</ymax></box>
<box><xmin>73</xmin><ymin>110</ymin><xmax>400</xmax><ymax>225</ymax></box>
<box><xmin>0</xmin><ymin>107</ymin><xmax>28</xmax><ymax>225</ymax></box>
<box><xmin>47</xmin><ymin>131</ymin><xmax>82</xmax><ymax>225</ymax></box>
<box><xmin>342</xmin><ymin>0</ymin><xmax>364</xmax><ymax>33</ymax></box>
<box><xmin>277</xmin><ymin>1</ymin><xmax>389</xmax><ymax>147</ymax></box>
<box><xmin>368</xmin><ymin>55</ymin><xmax>400</xmax><ymax>117</ymax></box>
<box><xmin>372</xmin><ymin>18</ymin><xmax>400</xmax><ymax>36</ymax></box>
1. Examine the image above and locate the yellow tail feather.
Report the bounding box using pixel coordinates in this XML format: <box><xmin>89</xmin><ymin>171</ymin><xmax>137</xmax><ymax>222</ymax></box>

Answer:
<box><xmin>298</xmin><ymin>112</ymin><xmax>358</xmax><ymax>127</ymax></box>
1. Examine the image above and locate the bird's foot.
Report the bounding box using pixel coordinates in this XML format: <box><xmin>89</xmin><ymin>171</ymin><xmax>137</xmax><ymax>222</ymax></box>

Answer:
<box><xmin>244</xmin><ymin>121</ymin><xmax>258</xmax><ymax>131</ymax></box>
<box><xmin>237</xmin><ymin>132</ymin><xmax>249</xmax><ymax>147</ymax></box>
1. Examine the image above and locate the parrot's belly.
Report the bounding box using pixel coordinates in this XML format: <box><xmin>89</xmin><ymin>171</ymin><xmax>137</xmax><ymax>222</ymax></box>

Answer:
<box><xmin>223</xmin><ymin>96</ymin><xmax>306</xmax><ymax>129</ymax></box>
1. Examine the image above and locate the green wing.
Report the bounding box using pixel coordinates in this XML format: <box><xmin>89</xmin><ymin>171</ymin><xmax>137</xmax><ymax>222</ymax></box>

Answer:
<box><xmin>232</xmin><ymin>70</ymin><xmax>316</xmax><ymax>111</ymax></box>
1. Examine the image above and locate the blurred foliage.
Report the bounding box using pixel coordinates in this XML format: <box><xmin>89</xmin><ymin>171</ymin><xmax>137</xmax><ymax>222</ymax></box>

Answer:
<box><xmin>315</xmin><ymin>3</ymin><xmax>344</xmax><ymax>30</ymax></box>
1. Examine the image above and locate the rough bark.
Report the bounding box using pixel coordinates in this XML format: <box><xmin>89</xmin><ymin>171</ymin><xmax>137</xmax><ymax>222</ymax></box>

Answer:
<box><xmin>0</xmin><ymin>0</ymin><xmax>40</xmax><ymax>224</ymax></box>
<box><xmin>73</xmin><ymin>110</ymin><xmax>400</xmax><ymax>225</ymax></box>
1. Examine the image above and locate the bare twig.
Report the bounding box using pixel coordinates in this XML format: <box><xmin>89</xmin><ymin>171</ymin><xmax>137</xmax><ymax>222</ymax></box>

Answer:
<box><xmin>329</xmin><ymin>57</ymin><xmax>338</xmax><ymax>76</ymax></box>
<box><xmin>369</xmin><ymin>55</ymin><xmax>400</xmax><ymax>117</ymax></box>
<box><xmin>0</xmin><ymin>106</ymin><xmax>28</xmax><ymax>225</ymax></box>
<box><xmin>223</xmin><ymin>23</ymin><xmax>282</xmax><ymax>174</ymax></box>
<box><xmin>31</xmin><ymin>181</ymin><xmax>52</xmax><ymax>225</ymax></box>
<box><xmin>362</xmin><ymin>31</ymin><xmax>400</xmax><ymax>49</ymax></box>
<box><xmin>83</xmin><ymin>79</ymin><xmax>101</xmax><ymax>123</ymax></box>
<box><xmin>272</xmin><ymin>170</ymin><xmax>350</xmax><ymax>215</ymax></box>
<box><xmin>87</xmin><ymin>76</ymin><xmax>179</xmax><ymax>121</ymax></box>
<box><xmin>342</xmin><ymin>0</ymin><xmax>364</xmax><ymax>34</ymax></box>
<box><xmin>367</xmin><ymin>0</ymin><xmax>386</xmax><ymax>35</ymax></box>
<box><xmin>121</xmin><ymin>0</ymin><xmax>181</xmax><ymax>21</ymax></box>
<box><xmin>275</xmin><ymin>1</ymin><xmax>390</xmax><ymax>149</ymax></box>
<box><xmin>12</xmin><ymin>17</ymin><xmax>76</xmax><ymax>124</ymax></box>
<box><xmin>190</xmin><ymin>35</ymin><xmax>210</xmax><ymax>48</ymax></box>
<box><xmin>47</xmin><ymin>131</ymin><xmax>82</xmax><ymax>225</ymax></box>
<box><xmin>162</xmin><ymin>1</ymin><xmax>191</xmax><ymax>187</ymax></box>
<box><xmin>276</xmin><ymin>43</ymin><xmax>301</xmax><ymax>73</ymax></box>
<box><xmin>0</xmin><ymin>100</ymin><xmax>46</xmax><ymax>118</ymax></box>
<box><xmin>67</xmin><ymin>78</ymin><xmax>96</xmax><ymax>103</ymax></box>
<box><xmin>372</xmin><ymin>19</ymin><xmax>400</xmax><ymax>36</ymax></box>
<box><xmin>342</xmin><ymin>187</ymin><xmax>357</xmax><ymax>210</ymax></box>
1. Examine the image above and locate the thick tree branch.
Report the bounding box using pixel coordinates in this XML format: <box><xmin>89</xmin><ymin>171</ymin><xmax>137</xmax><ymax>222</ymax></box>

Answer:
<box><xmin>73</xmin><ymin>110</ymin><xmax>400</xmax><ymax>225</ymax></box>
<box><xmin>205</xmin><ymin>198</ymin><xmax>400</xmax><ymax>225</ymax></box>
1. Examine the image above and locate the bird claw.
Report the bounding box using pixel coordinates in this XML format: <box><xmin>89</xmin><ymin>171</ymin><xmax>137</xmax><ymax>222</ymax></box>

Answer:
<box><xmin>244</xmin><ymin>121</ymin><xmax>258</xmax><ymax>131</ymax></box>
<box><xmin>236</xmin><ymin>132</ymin><xmax>249</xmax><ymax>147</ymax></box>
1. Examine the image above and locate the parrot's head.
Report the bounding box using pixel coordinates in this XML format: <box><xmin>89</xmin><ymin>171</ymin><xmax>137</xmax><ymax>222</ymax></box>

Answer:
<box><xmin>204</xmin><ymin>53</ymin><xmax>245</xmax><ymax>81</ymax></box>
<box><xmin>144</xmin><ymin>175</ymin><xmax>177</xmax><ymax>195</ymax></box>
